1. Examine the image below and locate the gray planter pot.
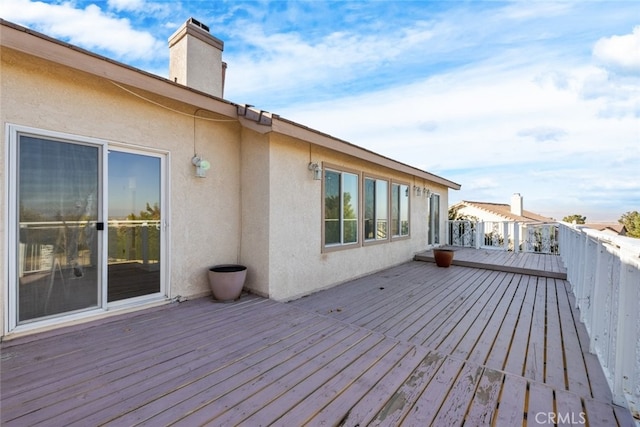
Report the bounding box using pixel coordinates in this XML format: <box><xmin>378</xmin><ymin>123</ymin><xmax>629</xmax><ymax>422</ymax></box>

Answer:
<box><xmin>208</xmin><ymin>264</ymin><xmax>247</xmax><ymax>301</ymax></box>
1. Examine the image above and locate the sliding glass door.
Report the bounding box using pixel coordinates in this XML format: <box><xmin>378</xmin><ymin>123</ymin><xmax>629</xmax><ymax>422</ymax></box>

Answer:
<box><xmin>9</xmin><ymin>126</ymin><xmax>166</xmax><ymax>330</ymax></box>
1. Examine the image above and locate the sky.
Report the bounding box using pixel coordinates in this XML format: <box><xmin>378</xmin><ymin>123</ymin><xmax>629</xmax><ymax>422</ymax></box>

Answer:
<box><xmin>2</xmin><ymin>0</ymin><xmax>639</xmax><ymax>222</ymax></box>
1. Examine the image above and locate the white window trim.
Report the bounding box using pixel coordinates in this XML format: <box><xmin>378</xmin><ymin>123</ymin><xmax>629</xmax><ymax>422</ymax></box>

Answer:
<box><xmin>391</xmin><ymin>182</ymin><xmax>411</xmax><ymax>239</ymax></box>
<box><xmin>363</xmin><ymin>175</ymin><xmax>390</xmax><ymax>244</ymax></box>
<box><xmin>322</xmin><ymin>165</ymin><xmax>360</xmax><ymax>252</ymax></box>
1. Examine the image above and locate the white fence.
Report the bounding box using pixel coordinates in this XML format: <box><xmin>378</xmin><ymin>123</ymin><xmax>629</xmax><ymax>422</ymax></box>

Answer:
<box><xmin>559</xmin><ymin>222</ymin><xmax>640</xmax><ymax>419</ymax></box>
<box><xmin>448</xmin><ymin>220</ymin><xmax>559</xmax><ymax>254</ymax></box>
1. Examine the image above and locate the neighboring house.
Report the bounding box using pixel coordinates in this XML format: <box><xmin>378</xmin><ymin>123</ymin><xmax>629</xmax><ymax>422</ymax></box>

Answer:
<box><xmin>449</xmin><ymin>194</ymin><xmax>557</xmax><ymax>252</ymax></box>
<box><xmin>584</xmin><ymin>223</ymin><xmax>627</xmax><ymax>236</ymax></box>
<box><xmin>451</xmin><ymin>193</ymin><xmax>553</xmax><ymax>224</ymax></box>
<box><xmin>0</xmin><ymin>19</ymin><xmax>460</xmax><ymax>337</ymax></box>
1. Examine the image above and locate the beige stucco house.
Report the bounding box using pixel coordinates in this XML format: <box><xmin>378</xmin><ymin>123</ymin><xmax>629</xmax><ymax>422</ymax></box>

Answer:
<box><xmin>1</xmin><ymin>18</ymin><xmax>460</xmax><ymax>338</ymax></box>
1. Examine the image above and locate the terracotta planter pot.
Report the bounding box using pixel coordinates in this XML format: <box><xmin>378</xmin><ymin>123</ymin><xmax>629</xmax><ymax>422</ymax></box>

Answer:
<box><xmin>433</xmin><ymin>249</ymin><xmax>454</xmax><ymax>268</ymax></box>
<box><xmin>208</xmin><ymin>264</ymin><xmax>247</xmax><ymax>301</ymax></box>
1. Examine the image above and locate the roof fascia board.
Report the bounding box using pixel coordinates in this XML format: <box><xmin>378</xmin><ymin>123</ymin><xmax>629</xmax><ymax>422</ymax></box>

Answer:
<box><xmin>272</xmin><ymin>116</ymin><xmax>461</xmax><ymax>189</ymax></box>
<box><xmin>238</xmin><ymin>117</ymin><xmax>271</xmax><ymax>134</ymax></box>
<box><xmin>0</xmin><ymin>19</ymin><xmax>237</xmax><ymax>119</ymax></box>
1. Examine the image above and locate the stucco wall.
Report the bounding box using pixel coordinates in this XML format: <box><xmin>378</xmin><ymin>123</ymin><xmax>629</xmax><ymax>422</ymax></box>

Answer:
<box><xmin>1</xmin><ymin>48</ymin><xmax>243</xmax><ymax>334</ymax></box>
<box><xmin>264</xmin><ymin>134</ymin><xmax>449</xmax><ymax>301</ymax></box>
<box><xmin>239</xmin><ymin>127</ymin><xmax>271</xmax><ymax>297</ymax></box>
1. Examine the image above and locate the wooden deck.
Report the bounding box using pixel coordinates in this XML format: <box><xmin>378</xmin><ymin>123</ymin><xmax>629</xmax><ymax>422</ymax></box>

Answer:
<box><xmin>1</xmin><ymin>251</ymin><xmax>635</xmax><ymax>426</ymax></box>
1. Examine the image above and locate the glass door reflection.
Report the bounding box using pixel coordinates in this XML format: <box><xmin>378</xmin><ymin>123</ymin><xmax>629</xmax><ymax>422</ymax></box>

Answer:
<box><xmin>107</xmin><ymin>150</ymin><xmax>161</xmax><ymax>302</ymax></box>
<box><xmin>17</xmin><ymin>136</ymin><xmax>100</xmax><ymax>322</ymax></box>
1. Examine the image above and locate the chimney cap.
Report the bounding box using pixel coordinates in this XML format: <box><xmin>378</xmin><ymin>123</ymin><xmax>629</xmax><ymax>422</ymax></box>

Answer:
<box><xmin>188</xmin><ymin>17</ymin><xmax>209</xmax><ymax>33</ymax></box>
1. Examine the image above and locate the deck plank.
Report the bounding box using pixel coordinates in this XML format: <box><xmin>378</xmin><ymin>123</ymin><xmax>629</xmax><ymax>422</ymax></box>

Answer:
<box><xmin>493</xmin><ymin>374</ymin><xmax>527</xmax><ymax>426</ymax></box>
<box><xmin>556</xmin><ymin>279</ymin><xmax>592</xmax><ymax>396</ymax></box>
<box><xmin>524</xmin><ymin>276</ymin><xmax>545</xmax><ymax>382</ymax></box>
<box><xmin>465</xmin><ymin>367</ymin><xmax>504</xmax><ymax>425</ymax></box>
<box><xmin>527</xmin><ymin>380</ymin><xmax>556</xmax><ymax>425</ymax></box>
<box><xmin>545</xmin><ymin>277</ymin><xmax>568</xmax><ymax>390</ymax></box>
<box><xmin>554</xmin><ymin>388</ymin><xmax>586</xmax><ymax>427</ymax></box>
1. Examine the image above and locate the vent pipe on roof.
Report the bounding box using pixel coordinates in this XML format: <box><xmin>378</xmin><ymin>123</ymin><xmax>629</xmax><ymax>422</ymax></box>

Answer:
<box><xmin>511</xmin><ymin>193</ymin><xmax>523</xmax><ymax>216</ymax></box>
<box><xmin>168</xmin><ymin>18</ymin><xmax>225</xmax><ymax>98</ymax></box>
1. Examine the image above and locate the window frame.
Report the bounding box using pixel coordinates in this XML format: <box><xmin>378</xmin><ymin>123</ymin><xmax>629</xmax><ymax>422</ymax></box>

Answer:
<box><xmin>391</xmin><ymin>181</ymin><xmax>411</xmax><ymax>240</ymax></box>
<box><xmin>428</xmin><ymin>192</ymin><xmax>441</xmax><ymax>245</ymax></box>
<box><xmin>322</xmin><ymin>164</ymin><xmax>361</xmax><ymax>252</ymax></box>
<box><xmin>363</xmin><ymin>174</ymin><xmax>390</xmax><ymax>245</ymax></box>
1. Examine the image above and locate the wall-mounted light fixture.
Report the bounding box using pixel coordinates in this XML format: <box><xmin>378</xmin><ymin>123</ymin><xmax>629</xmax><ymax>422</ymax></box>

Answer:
<box><xmin>308</xmin><ymin>162</ymin><xmax>322</xmax><ymax>180</ymax></box>
<box><xmin>413</xmin><ymin>186</ymin><xmax>421</xmax><ymax>196</ymax></box>
<box><xmin>192</xmin><ymin>155</ymin><xmax>211</xmax><ymax>178</ymax></box>
<box><xmin>424</xmin><ymin>188</ymin><xmax>431</xmax><ymax>198</ymax></box>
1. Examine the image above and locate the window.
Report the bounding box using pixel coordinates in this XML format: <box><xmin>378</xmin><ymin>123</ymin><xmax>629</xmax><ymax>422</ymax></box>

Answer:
<box><xmin>391</xmin><ymin>183</ymin><xmax>410</xmax><ymax>237</ymax></box>
<box><xmin>429</xmin><ymin>193</ymin><xmax>440</xmax><ymax>244</ymax></box>
<box><xmin>324</xmin><ymin>169</ymin><xmax>359</xmax><ymax>246</ymax></box>
<box><xmin>364</xmin><ymin>178</ymin><xmax>389</xmax><ymax>241</ymax></box>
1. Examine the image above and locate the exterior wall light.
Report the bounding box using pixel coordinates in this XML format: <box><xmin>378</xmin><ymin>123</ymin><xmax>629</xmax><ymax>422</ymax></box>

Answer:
<box><xmin>308</xmin><ymin>162</ymin><xmax>322</xmax><ymax>180</ymax></box>
<box><xmin>192</xmin><ymin>155</ymin><xmax>211</xmax><ymax>178</ymax></box>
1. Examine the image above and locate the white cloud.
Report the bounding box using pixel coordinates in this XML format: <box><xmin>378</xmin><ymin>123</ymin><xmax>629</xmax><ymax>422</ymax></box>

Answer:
<box><xmin>224</xmin><ymin>19</ymin><xmax>438</xmax><ymax>102</ymax></box>
<box><xmin>517</xmin><ymin>127</ymin><xmax>568</xmax><ymax>143</ymax></box>
<box><xmin>593</xmin><ymin>26</ymin><xmax>640</xmax><ymax>74</ymax></box>
<box><xmin>0</xmin><ymin>0</ymin><xmax>164</xmax><ymax>60</ymax></box>
<box><xmin>107</xmin><ymin>0</ymin><xmax>146</xmax><ymax>12</ymax></box>
<box><xmin>467</xmin><ymin>177</ymin><xmax>500</xmax><ymax>191</ymax></box>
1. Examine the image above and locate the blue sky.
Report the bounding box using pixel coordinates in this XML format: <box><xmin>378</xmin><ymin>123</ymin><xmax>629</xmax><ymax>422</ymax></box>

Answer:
<box><xmin>2</xmin><ymin>0</ymin><xmax>639</xmax><ymax>221</ymax></box>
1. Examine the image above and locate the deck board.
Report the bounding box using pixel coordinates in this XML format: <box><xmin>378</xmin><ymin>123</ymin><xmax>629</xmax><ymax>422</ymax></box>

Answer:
<box><xmin>2</xmin><ymin>251</ymin><xmax>635</xmax><ymax>427</ymax></box>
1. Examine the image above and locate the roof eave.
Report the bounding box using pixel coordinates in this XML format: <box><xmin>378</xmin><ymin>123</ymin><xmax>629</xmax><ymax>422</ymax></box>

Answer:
<box><xmin>272</xmin><ymin>116</ymin><xmax>461</xmax><ymax>190</ymax></box>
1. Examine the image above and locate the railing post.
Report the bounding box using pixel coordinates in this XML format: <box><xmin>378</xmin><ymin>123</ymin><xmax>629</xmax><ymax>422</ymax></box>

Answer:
<box><xmin>513</xmin><ymin>222</ymin><xmax>520</xmax><ymax>253</ymax></box>
<box><xmin>475</xmin><ymin>222</ymin><xmax>483</xmax><ymax>249</ymax></box>
<box><xmin>502</xmin><ymin>221</ymin><xmax>509</xmax><ymax>250</ymax></box>
<box><xmin>589</xmin><ymin>242</ymin><xmax>612</xmax><ymax>360</ymax></box>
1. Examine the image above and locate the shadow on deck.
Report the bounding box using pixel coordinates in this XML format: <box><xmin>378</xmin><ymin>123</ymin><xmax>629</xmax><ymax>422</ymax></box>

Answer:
<box><xmin>1</xmin><ymin>251</ymin><xmax>635</xmax><ymax>426</ymax></box>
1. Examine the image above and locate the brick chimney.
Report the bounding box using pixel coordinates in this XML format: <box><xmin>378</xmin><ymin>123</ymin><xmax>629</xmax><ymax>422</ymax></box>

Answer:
<box><xmin>168</xmin><ymin>18</ymin><xmax>226</xmax><ymax>98</ymax></box>
<box><xmin>511</xmin><ymin>193</ymin><xmax>523</xmax><ymax>216</ymax></box>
